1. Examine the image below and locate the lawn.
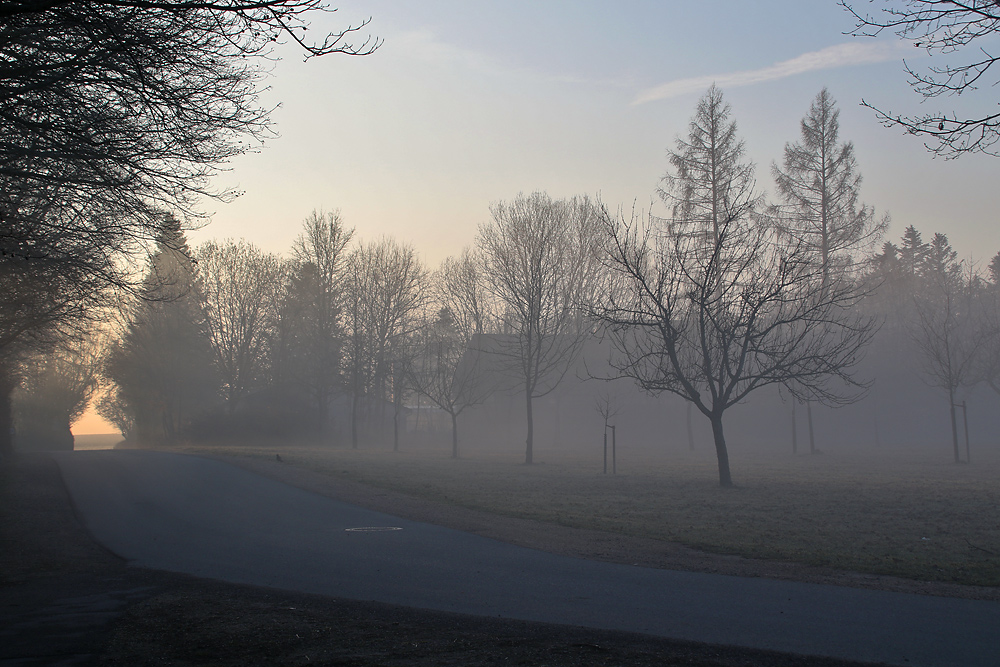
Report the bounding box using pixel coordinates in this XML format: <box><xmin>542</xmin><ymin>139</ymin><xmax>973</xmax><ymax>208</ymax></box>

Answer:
<box><xmin>179</xmin><ymin>439</ymin><xmax>1000</xmax><ymax>588</ymax></box>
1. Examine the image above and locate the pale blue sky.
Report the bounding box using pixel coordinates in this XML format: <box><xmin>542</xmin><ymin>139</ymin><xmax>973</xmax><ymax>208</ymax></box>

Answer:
<box><xmin>193</xmin><ymin>1</ymin><xmax>1000</xmax><ymax>267</ymax></box>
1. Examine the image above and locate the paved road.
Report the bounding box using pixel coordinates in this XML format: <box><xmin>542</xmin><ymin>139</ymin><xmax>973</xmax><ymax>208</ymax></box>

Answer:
<box><xmin>54</xmin><ymin>450</ymin><xmax>1000</xmax><ymax>667</ymax></box>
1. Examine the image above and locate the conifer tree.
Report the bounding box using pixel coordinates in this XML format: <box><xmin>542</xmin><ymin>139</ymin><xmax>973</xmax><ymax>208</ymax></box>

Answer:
<box><xmin>772</xmin><ymin>89</ymin><xmax>887</xmax><ymax>453</ymax></box>
<box><xmin>596</xmin><ymin>87</ymin><xmax>875</xmax><ymax>486</ymax></box>
<box><xmin>773</xmin><ymin>89</ymin><xmax>888</xmax><ymax>283</ymax></box>
<box><xmin>102</xmin><ymin>216</ymin><xmax>218</xmax><ymax>443</ymax></box>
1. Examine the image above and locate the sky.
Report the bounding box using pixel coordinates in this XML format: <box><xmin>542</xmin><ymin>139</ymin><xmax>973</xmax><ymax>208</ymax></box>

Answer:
<box><xmin>74</xmin><ymin>0</ymin><xmax>1000</xmax><ymax>434</ymax></box>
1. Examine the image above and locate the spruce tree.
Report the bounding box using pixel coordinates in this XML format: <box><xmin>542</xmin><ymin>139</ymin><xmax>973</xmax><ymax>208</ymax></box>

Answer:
<box><xmin>103</xmin><ymin>216</ymin><xmax>218</xmax><ymax>443</ymax></box>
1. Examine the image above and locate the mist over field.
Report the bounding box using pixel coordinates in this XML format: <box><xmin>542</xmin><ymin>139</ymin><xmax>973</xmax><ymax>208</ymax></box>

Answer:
<box><xmin>4</xmin><ymin>4</ymin><xmax>1000</xmax><ymax>664</ymax></box>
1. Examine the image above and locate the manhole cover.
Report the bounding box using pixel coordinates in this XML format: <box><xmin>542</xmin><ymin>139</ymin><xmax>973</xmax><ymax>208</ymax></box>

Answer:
<box><xmin>344</xmin><ymin>526</ymin><xmax>402</xmax><ymax>532</ymax></box>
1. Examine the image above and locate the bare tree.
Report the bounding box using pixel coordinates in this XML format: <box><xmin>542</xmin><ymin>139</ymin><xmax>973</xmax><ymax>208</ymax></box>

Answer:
<box><xmin>772</xmin><ymin>88</ymin><xmax>888</xmax><ymax>452</ymax></box>
<box><xmin>979</xmin><ymin>251</ymin><xmax>1000</xmax><ymax>395</ymax></box>
<box><xmin>0</xmin><ymin>2</ymin><xmax>376</xmax><ymax>457</ymax></box>
<box><xmin>197</xmin><ymin>239</ymin><xmax>285</xmax><ymax>414</ymax></box>
<box><xmin>772</xmin><ymin>88</ymin><xmax>888</xmax><ymax>284</ymax></box>
<box><xmin>275</xmin><ymin>210</ymin><xmax>355</xmax><ymax>436</ymax></box>
<box><xmin>0</xmin><ymin>204</ymin><xmax>118</xmax><ymax>456</ymax></box>
<box><xmin>658</xmin><ymin>85</ymin><xmax>757</xmax><ymax>245</ymax></box>
<box><xmin>593</xmin><ymin>88</ymin><xmax>875</xmax><ymax>487</ymax></box>
<box><xmin>407</xmin><ymin>306</ymin><xmax>495</xmax><ymax>458</ymax></box>
<box><xmin>344</xmin><ymin>238</ymin><xmax>426</xmax><ymax>449</ymax></box>
<box><xmin>13</xmin><ymin>335</ymin><xmax>102</xmax><ymax>450</ymax></box>
<box><xmin>596</xmin><ymin>208</ymin><xmax>876</xmax><ymax>487</ymax></box>
<box><xmin>477</xmin><ymin>192</ymin><xmax>603</xmax><ymax>464</ymax></box>
<box><xmin>909</xmin><ymin>233</ymin><xmax>985</xmax><ymax>462</ymax></box>
<box><xmin>594</xmin><ymin>386</ymin><xmax>624</xmax><ymax>473</ymax></box>
<box><xmin>438</xmin><ymin>248</ymin><xmax>494</xmax><ymax>337</ymax></box>
<box><xmin>406</xmin><ymin>250</ymin><xmax>497</xmax><ymax>457</ymax></box>
<box><xmin>842</xmin><ymin>0</ymin><xmax>1000</xmax><ymax>157</ymax></box>
<box><xmin>1</xmin><ymin>2</ymin><xmax>377</xmax><ymax>226</ymax></box>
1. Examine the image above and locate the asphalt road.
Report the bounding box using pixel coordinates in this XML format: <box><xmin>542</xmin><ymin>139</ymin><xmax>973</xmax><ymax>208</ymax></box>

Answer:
<box><xmin>54</xmin><ymin>449</ymin><xmax>1000</xmax><ymax>667</ymax></box>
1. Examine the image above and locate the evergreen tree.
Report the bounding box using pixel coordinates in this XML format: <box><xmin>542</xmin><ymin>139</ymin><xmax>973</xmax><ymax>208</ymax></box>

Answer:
<box><xmin>908</xmin><ymin>232</ymin><xmax>983</xmax><ymax>462</ymax></box>
<box><xmin>102</xmin><ymin>216</ymin><xmax>218</xmax><ymax>443</ymax></box>
<box><xmin>272</xmin><ymin>211</ymin><xmax>354</xmax><ymax>438</ymax></box>
<box><xmin>981</xmin><ymin>251</ymin><xmax>1000</xmax><ymax>396</ymax></box>
<box><xmin>596</xmin><ymin>87</ymin><xmax>875</xmax><ymax>486</ymax></box>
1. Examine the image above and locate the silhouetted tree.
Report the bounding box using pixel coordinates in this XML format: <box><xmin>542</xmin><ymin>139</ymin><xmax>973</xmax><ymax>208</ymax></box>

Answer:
<box><xmin>197</xmin><ymin>239</ymin><xmax>285</xmax><ymax>414</ymax></box>
<box><xmin>772</xmin><ymin>88</ymin><xmax>888</xmax><ymax>452</ymax></box>
<box><xmin>14</xmin><ymin>337</ymin><xmax>100</xmax><ymax>451</ymax></box>
<box><xmin>598</xmin><ymin>208</ymin><xmax>876</xmax><ymax>487</ymax></box>
<box><xmin>772</xmin><ymin>88</ymin><xmax>888</xmax><ymax>284</ymax></box>
<box><xmin>437</xmin><ymin>248</ymin><xmax>495</xmax><ymax>337</ymax></box>
<box><xmin>344</xmin><ymin>238</ymin><xmax>425</xmax><ymax>448</ymax></box>
<box><xmin>477</xmin><ymin>192</ymin><xmax>603</xmax><ymax>464</ymax></box>
<box><xmin>274</xmin><ymin>210</ymin><xmax>354</xmax><ymax>437</ymax></box>
<box><xmin>0</xmin><ymin>3</ymin><xmax>375</xmax><ymax>457</ymax></box>
<box><xmin>909</xmin><ymin>233</ymin><xmax>985</xmax><ymax>462</ymax></box>
<box><xmin>658</xmin><ymin>85</ymin><xmax>755</xmax><ymax>245</ymax></box>
<box><xmin>594</xmin><ymin>386</ymin><xmax>624</xmax><ymax>473</ymax></box>
<box><xmin>406</xmin><ymin>251</ymin><xmax>497</xmax><ymax>457</ymax></box>
<box><xmin>843</xmin><ymin>0</ymin><xmax>1000</xmax><ymax>157</ymax></box>
<box><xmin>0</xmin><ymin>205</ymin><xmax>116</xmax><ymax>456</ymax></box>
<box><xmin>594</xmin><ymin>88</ymin><xmax>876</xmax><ymax>487</ymax></box>
<box><xmin>408</xmin><ymin>301</ymin><xmax>496</xmax><ymax>457</ymax></box>
<box><xmin>1</xmin><ymin>1</ymin><xmax>377</xmax><ymax>226</ymax></box>
<box><xmin>979</xmin><ymin>251</ymin><xmax>1000</xmax><ymax>396</ymax></box>
<box><xmin>103</xmin><ymin>217</ymin><xmax>218</xmax><ymax>444</ymax></box>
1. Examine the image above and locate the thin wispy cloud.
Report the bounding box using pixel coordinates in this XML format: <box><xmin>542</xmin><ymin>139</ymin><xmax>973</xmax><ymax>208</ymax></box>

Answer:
<box><xmin>393</xmin><ymin>29</ymin><xmax>633</xmax><ymax>89</ymax></box>
<box><xmin>633</xmin><ymin>41</ymin><xmax>909</xmax><ymax>105</ymax></box>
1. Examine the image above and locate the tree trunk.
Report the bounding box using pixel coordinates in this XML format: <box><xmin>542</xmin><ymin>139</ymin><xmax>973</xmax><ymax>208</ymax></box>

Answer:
<box><xmin>451</xmin><ymin>412</ymin><xmax>459</xmax><ymax>459</ymax></box>
<box><xmin>949</xmin><ymin>388</ymin><xmax>959</xmax><ymax>463</ymax></box>
<box><xmin>611</xmin><ymin>425</ymin><xmax>617</xmax><ymax>475</ymax></box>
<box><xmin>791</xmin><ymin>400</ymin><xmax>798</xmax><ymax>455</ymax></box>
<box><xmin>962</xmin><ymin>401</ymin><xmax>971</xmax><ymax>464</ymax></box>
<box><xmin>709</xmin><ymin>412</ymin><xmax>733</xmax><ymax>488</ymax></box>
<box><xmin>0</xmin><ymin>374</ymin><xmax>15</xmax><ymax>461</ymax></box>
<box><xmin>525</xmin><ymin>390</ymin><xmax>534</xmax><ymax>464</ymax></box>
<box><xmin>393</xmin><ymin>410</ymin><xmax>399</xmax><ymax>452</ymax></box>
<box><xmin>393</xmin><ymin>386</ymin><xmax>401</xmax><ymax>452</ymax></box>
<box><xmin>686</xmin><ymin>402</ymin><xmax>694</xmax><ymax>451</ymax></box>
<box><xmin>553</xmin><ymin>395</ymin><xmax>561</xmax><ymax>447</ymax></box>
<box><xmin>351</xmin><ymin>392</ymin><xmax>359</xmax><ymax>449</ymax></box>
<box><xmin>603</xmin><ymin>427</ymin><xmax>607</xmax><ymax>474</ymax></box>
<box><xmin>807</xmin><ymin>400</ymin><xmax>816</xmax><ymax>455</ymax></box>
<box><xmin>872</xmin><ymin>388</ymin><xmax>881</xmax><ymax>448</ymax></box>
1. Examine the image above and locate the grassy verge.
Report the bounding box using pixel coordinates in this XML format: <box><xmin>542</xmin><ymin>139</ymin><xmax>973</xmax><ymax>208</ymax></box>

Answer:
<box><xmin>179</xmin><ymin>441</ymin><xmax>1000</xmax><ymax>588</ymax></box>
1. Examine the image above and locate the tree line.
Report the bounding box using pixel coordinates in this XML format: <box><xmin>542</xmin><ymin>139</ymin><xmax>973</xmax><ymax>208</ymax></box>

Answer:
<box><xmin>10</xmin><ymin>85</ymin><xmax>998</xmax><ymax>487</ymax></box>
<box><xmin>0</xmin><ymin>1</ymin><xmax>376</xmax><ymax>459</ymax></box>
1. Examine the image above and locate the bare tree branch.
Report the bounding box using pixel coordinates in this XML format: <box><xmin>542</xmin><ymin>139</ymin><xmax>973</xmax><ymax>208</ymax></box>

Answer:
<box><xmin>842</xmin><ymin>0</ymin><xmax>1000</xmax><ymax>157</ymax></box>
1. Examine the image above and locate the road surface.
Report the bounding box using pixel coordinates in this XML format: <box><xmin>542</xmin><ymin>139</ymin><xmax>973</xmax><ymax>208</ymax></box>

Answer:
<box><xmin>54</xmin><ymin>449</ymin><xmax>1000</xmax><ymax>667</ymax></box>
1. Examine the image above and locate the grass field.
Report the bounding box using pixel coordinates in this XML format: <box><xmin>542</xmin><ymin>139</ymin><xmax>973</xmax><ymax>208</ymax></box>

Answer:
<box><xmin>179</xmin><ymin>439</ymin><xmax>1000</xmax><ymax>588</ymax></box>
